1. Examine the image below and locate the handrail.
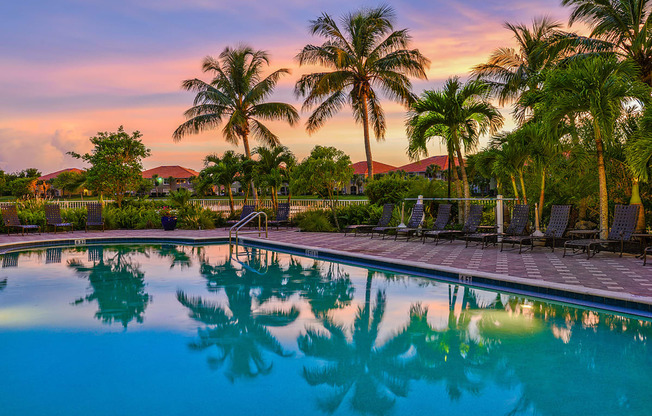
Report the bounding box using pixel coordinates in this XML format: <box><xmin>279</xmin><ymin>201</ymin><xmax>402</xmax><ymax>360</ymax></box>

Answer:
<box><xmin>229</xmin><ymin>211</ymin><xmax>268</xmax><ymax>245</ymax></box>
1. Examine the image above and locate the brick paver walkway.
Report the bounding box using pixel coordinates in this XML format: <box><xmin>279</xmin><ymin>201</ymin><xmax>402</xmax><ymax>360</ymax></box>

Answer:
<box><xmin>2</xmin><ymin>228</ymin><xmax>652</xmax><ymax>302</ymax></box>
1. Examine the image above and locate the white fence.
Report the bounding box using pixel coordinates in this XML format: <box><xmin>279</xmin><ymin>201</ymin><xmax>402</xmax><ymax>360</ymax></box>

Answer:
<box><xmin>0</xmin><ymin>198</ymin><xmax>368</xmax><ymax>216</ymax></box>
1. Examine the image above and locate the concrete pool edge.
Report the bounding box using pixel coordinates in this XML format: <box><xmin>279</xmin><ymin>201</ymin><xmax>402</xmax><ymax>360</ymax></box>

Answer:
<box><xmin>1</xmin><ymin>235</ymin><xmax>652</xmax><ymax>318</ymax></box>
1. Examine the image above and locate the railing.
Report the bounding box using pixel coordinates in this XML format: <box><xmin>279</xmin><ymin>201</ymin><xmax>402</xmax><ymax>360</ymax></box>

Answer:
<box><xmin>229</xmin><ymin>211</ymin><xmax>268</xmax><ymax>246</ymax></box>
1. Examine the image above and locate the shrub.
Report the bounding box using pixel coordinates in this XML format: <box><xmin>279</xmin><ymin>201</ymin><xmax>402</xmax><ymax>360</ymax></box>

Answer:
<box><xmin>293</xmin><ymin>210</ymin><xmax>336</xmax><ymax>232</ymax></box>
<box><xmin>336</xmin><ymin>204</ymin><xmax>383</xmax><ymax>228</ymax></box>
<box><xmin>365</xmin><ymin>174</ymin><xmax>411</xmax><ymax>205</ymax></box>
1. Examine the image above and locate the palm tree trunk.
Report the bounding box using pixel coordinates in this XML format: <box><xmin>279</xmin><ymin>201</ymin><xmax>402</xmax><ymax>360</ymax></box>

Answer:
<box><xmin>594</xmin><ymin>126</ymin><xmax>609</xmax><ymax>239</ymax></box>
<box><xmin>242</xmin><ymin>135</ymin><xmax>259</xmax><ymax>206</ymax></box>
<box><xmin>227</xmin><ymin>186</ymin><xmax>235</xmax><ymax>215</ymax></box>
<box><xmin>453</xmin><ymin>134</ymin><xmax>469</xmax><ymax>223</ymax></box>
<box><xmin>630</xmin><ymin>177</ymin><xmax>645</xmax><ymax>232</ymax></box>
<box><xmin>511</xmin><ymin>175</ymin><xmax>520</xmax><ymax>203</ymax></box>
<box><xmin>518</xmin><ymin>170</ymin><xmax>528</xmax><ymax>205</ymax></box>
<box><xmin>361</xmin><ymin>93</ymin><xmax>374</xmax><ymax>179</ymax></box>
<box><xmin>538</xmin><ymin>167</ymin><xmax>546</xmax><ymax>230</ymax></box>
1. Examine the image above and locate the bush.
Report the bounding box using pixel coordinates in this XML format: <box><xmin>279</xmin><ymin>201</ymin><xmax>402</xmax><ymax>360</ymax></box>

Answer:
<box><xmin>293</xmin><ymin>210</ymin><xmax>336</xmax><ymax>232</ymax></box>
<box><xmin>177</xmin><ymin>204</ymin><xmax>217</xmax><ymax>230</ymax></box>
<box><xmin>336</xmin><ymin>204</ymin><xmax>383</xmax><ymax>228</ymax></box>
<box><xmin>365</xmin><ymin>174</ymin><xmax>411</xmax><ymax>205</ymax></box>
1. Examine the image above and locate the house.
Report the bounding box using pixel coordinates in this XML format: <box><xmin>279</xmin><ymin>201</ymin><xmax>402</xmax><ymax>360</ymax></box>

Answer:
<box><xmin>392</xmin><ymin>155</ymin><xmax>459</xmax><ymax>179</ymax></box>
<box><xmin>37</xmin><ymin>168</ymin><xmax>85</xmax><ymax>197</ymax></box>
<box><xmin>345</xmin><ymin>161</ymin><xmax>396</xmax><ymax>194</ymax></box>
<box><xmin>142</xmin><ymin>166</ymin><xmax>199</xmax><ymax>195</ymax></box>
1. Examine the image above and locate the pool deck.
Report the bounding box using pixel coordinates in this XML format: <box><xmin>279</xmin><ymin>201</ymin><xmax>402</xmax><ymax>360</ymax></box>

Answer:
<box><xmin>2</xmin><ymin>228</ymin><xmax>652</xmax><ymax>309</ymax></box>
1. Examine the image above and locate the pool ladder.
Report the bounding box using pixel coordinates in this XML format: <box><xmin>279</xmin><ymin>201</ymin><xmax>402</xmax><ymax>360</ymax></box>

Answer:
<box><xmin>229</xmin><ymin>211</ymin><xmax>268</xmax><ymax>246</ymax></box>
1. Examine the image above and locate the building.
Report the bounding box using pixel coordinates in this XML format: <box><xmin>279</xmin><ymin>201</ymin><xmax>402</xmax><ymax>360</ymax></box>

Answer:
<box><xmin>392</xmin><ymin>155</ymin><xmax>459</xmax><ymax>179</ymax></box>
<box><xmin>37</xmin><ymin>168</ymin><xmax>85</xmax><ymax>197</ymax></box>
<box><xmin>345</xmin><ymin>161</ymin><xmax>396</xmax><ymax>194</ymax></box>
<box><xmin>142</xmin><ymin>166</ymin><xmax>200</xmax><ymax>195</ymax></box>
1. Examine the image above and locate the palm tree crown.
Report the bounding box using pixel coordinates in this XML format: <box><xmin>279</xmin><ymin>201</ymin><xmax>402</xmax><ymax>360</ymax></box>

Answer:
<box><xmin>174</xmin><ymin>45</ymin><xmax>299</xmax><ymax>159</ymax></box>
<box><xmin>295</xmin><ymin>5</ymin><xmax>430</xmax><ymax>178</ymax></box>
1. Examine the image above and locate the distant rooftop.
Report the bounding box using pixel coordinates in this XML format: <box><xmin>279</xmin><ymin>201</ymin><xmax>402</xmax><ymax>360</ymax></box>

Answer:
<box><xmin>38</xmin><ymin>168</ymin><xmax>84</xmax><ymax>182</ymax></box>
<box><xmin>350</xmin><ymin>161</ymin><xmax>396</xmax><ymax>176</ymax></box>
<box><xmin>393</xmin><ymin>155</ymin><xmax>459</xmax><ymax>173</ymax></box>
<box><xmin>142</xmin><ymin>165</ymin><xmax>199</xmax><ymax>179</ymax></box>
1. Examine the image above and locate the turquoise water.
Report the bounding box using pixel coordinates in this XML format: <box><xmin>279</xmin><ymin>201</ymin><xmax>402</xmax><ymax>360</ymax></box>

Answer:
<box><xmin>0</xmin><ymin>244</ymin><xmax>650</xmax><ymax>416</ymax></box>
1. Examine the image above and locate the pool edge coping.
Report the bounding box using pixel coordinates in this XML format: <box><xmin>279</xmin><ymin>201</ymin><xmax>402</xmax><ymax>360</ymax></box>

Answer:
<box><xmin>1</xmin><ymin>234</ymin><xmax>652</xmax><ymax>317</ymax></box>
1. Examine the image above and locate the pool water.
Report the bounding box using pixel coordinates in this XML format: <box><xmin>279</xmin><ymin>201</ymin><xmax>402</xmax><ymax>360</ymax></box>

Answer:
<box><xmin>0</xmin><ymin>244</ymin><xmax>650</xmax><ymax>415</ymax></box>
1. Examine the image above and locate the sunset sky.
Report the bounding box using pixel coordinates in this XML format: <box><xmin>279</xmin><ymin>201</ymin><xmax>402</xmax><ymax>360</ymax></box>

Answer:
<box><xmin>0</xmin><ymin>0</ymin><xmax>577</xmax><ymax>175</ymax></box>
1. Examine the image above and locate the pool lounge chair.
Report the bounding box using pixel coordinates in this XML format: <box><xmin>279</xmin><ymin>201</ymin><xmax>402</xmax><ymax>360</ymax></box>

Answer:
<box><xmin>465</xmin><ymin>204</ymin><xmax>530</xmax><ymax>249</ymax></box>
<box><xmin>226</xmin><ymin>204</ymin><xmax>256</xmax><ymax>228</ymax></box>
<box><xmin>371</xmin><ymin>203</ymin><xmax>424</xmax><ymax>239</ymax></box>
<box><xmin>563</xmin><ymin>204</ymin><xmax>638</xmax><ymax>259</ymax></box>
<box><xmin>423</xmin><ymin>204</ymin><xmax>483</xmax><ymax>244</ymax></box>
<box><xmin>85</xmin><ymin>202</ymin><xmax>105</xmax><ymax>232</ymax></box>
<box><xmin>1</xmin><ymin>205</ymin><xmax>40</xmax><ymax>236</ymax></box>
<box><xmin>395</xmin><ymin>204</ymin><xmax>451</xmax><ymax>241</ymax></box>
<box><xmin>344</xmin><ymin>203</ymin><xmax>394</xmax><ymax>236</ymax></box>
<box><xmin>45</xmin><ymin>204</ymin><xmax>74</xmax><ymax>233</ymax></box>
<box><xmin>268</xmin><ymin>203</ymin><xmax>290</xmax><ymax>230</ymax></box>
<box><xmin>501</xmin><ymin>204</ymin><xmax>571</xmax><ymax>253</ymax></box>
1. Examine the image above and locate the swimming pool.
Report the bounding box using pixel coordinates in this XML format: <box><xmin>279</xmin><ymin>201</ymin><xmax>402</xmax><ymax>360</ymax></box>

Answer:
<box><xmin>0</xmin><ymin>243</ymin><xmax>650</xmax><ymax>415</ymax></box>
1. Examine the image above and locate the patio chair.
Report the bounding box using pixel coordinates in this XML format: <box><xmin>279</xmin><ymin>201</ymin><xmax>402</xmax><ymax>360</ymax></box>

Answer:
<box><xmin>1</xmin><ymin>205</ymin><xmax>40</xmax><ymax>236</ymax></box>
<box><xmin>395</xmin><ymin>204</ymin><xmax>451</xmax><ymax>241</ymax></box>
<box><xmin>268</xmin><ymin>203</ymin><xmax>291</xmax><ymax>230</ymax></box>
<box><xmin>226</xmin><ymin>204</ymin><xmax>256</xmax><ymax>228</ymax></box>
<box><xmin>423</xmin><ymin>204</ymin><xmax>483</xmax><ymax>244</ymax></box>
<box><xmin>85</xmin><ymin>202</ymin><xmax>104</xmax><ymax>232</ymax></box>
<box><xmin>501</xmin><ymin>204</ymin><xmax>571</xmax><ymax>253</ymax></box>
<box><xmin>371</xmin><ymin>203</ymin><xmax>424</xmax><ymax>239</ymax></box>
<box><xmin>563</xmin><ymin>204</ymin><xmax>638</xmax><ymax>259</ymax></box>
<box><xmin>45</xmin><ymin>204</ymin><xmax>74</xmax><ymax>233</ymax></box>
<box><xmin>344</xmin><ymin>203</ymin><xmax>394</xmax><ymax>236</ymax></box>
<box><xmin>465</xmin><ymin>204</ymin><xmax>530</xmax><ymax>249</ymax></box>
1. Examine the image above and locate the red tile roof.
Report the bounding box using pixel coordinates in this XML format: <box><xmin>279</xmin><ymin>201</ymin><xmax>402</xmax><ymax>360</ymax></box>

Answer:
<box><xmin>393</xmin><ymin>155</ymin><xmax>459</xmax><ymax>173</ymax></box>
<box><xmin>142</xmin><ymin>166</ymin><xmax>199</xmax><ymax>179</ymax></box>
<box><xmin>38</xmin><ymin>168</ymin><xmax>84</xmax><ymax>182</ymax></box>
<box><xmin>350</xmin><ymin>161</ymin><xmax>396</xmax><ymax>176</ymax></box>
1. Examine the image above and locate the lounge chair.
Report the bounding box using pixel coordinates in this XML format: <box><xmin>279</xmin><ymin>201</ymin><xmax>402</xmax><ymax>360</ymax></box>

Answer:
<box><xmin>501</xmin><ymin>204</ymin><xmax>571</xmax><ymax>253</ymax></box>
<box><xmin>563</xmin><ymin>204</ymin><xmax>638</xmax><ymax>259</ymax></box>
<box><xmin>465</xmin><ymin>204</ymin><xmax>530</xmax><ymax>249</ymax></box>
<box><xmin>268</xmin><ymin>203</ymin><xmax>290</xmax><ymax>229</ymax></box>
<box><xmin>395</xmin><ymin>204</ymin><xmax>451</xmax><ymax>241</ymax></box>
<box><xmin>1</xmin><ymin>205</ymin><xmax>40</xmax><ymax>236</ymax></box>
<box><xmin>344</xmin><ymin>203</ymin><xmax>394</xmax><ymax>236</ymax></box>
<box><xmin>85</xmin><ymin>202</ymin><xmax>105</xmax><ymax>232</ymax></box>
<box><xmin>371</xmin><ymin>203</ymin><xmax>424</xmax><ymax>239</ymax></box>
<box><xmin>423</xmin><ymin>204</ymin><xmax>483</xmax><ymax>244</ymax></box>
<box><xmin>226</xmin><ymin>204</ymin><xmax>255</xmax><ymax>228</ymax></box>
<box><xmin>45</xmin><ymin>204</ymin><xmax>74</xmax><ymax>233</ymax></box>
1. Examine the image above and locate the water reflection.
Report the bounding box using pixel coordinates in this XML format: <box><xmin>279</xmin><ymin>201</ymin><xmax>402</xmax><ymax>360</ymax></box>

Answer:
<box><xmin>2</xmin><ymin>252</ymin><xmax>19</xmax><ymax>268</ymax></box>
<box><xmin>68</xmin><ymin>246</ymin><xmax>151</xmax><ymax>328</ymax></box>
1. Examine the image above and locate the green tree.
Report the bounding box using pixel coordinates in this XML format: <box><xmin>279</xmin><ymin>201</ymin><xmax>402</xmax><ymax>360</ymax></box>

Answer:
<box><xmin>532</xmin><ymin>56</ymin><xmax>650</xmax><ymax>237</ymax></box>
<box><xmin>291</xmin><ymin>146</ymin><xmax>353</xmax><ymax>230</ymax></box>
<box><xmin>295</xmin><ymin>5</ymin><xmax>429</xmax><ymax>178</ymax></box>
<box><xmin>173</xmin><ymin>45</ymin><xmax>299</xmax><ymax>202</ymax></box>
<box><xmin>407</xmin><ymin>77</ymin><xmax>504</xmax><ymax>219</ymax></box>
<box><xmin>562</xmin><ymin>0</ymin><xmax>652</xmax><ymax>86</ymax></box>
<box><xmin>254</xmin><ymin>145</ymin><xmax>296</xmax><ymax>211</ymax></box>
<box><xmin>52</xmin><ymin>170</ymin><xmax>86</xmax><ymax>198</ymax></box>
<box><xmin>69</xmin><ymin>126</ymin><xmax>151</xmax><ymax>208</ymax></box>
<box><xmin>202</xmin><ymin>151</ymin><xmax>242</xmax><ymax>214</ymax></box>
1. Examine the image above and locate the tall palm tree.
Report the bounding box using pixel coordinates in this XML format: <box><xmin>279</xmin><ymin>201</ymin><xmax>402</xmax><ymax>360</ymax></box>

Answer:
<box><xmin>407</xmin><ymin>77</ymin><xmax>504</xmax><ymax>219</ymax></box>
<box><xmin>253</xmin><ymin>145</ymin><xmax>296</xmax><ymax>211</ymax></box>
<box><xmin>295</xmin><ymin>5</ymin><xmax>430</xmax><ymax>178</ymax></box>
<box><xmin>490</xmin><ymin>132</ymin><xmax>530</xmax><ymax>203</ymax></box>
<box><xmin>174</xmin><ymin>45</ymin><xmax>299</xmax><ymax>201</ymax></box>
<box><xmin>472</xmin><ymin>16</ymin><xmax>566</xmax><ymax>121</ymax></box>
<box><xmin>202</xmin><ymin>150</ymin><xmax>241</xmax><ymax>214</ymax></box>
<box><xmin>562</xmin><ymin>0</ymin><xmax>652</xmax><ymax>86</ymax></box>
<box><xmin>535</xmin><ymin>55</ymin><xmax>650</xmax><ymax>237</ymax></box>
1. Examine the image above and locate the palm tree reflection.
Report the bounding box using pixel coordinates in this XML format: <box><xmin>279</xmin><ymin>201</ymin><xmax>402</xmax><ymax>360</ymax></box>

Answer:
<box><xmin>69</xmin><ymin>246</ymin><xmax>150</xmax><ymax>328</ymax></box>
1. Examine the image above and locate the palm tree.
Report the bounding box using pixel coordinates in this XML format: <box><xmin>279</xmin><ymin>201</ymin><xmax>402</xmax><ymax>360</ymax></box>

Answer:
<box><xmin>562</xmin><ymin>0</ymin><xmax>652</xmax><ymax>86</ymax></box>
<box><xmin>407</xmin><ymin>77</ymin><xmax>504</xmax><ymax>219</ymax></box>
<box><xmin>254</xmin><ymin>145</ymin><xmax>296</xmax><ymax>211</ymax></box>
<box><xmin>202</xmin><ymin>151</ymin><xmax>241</xmax><ymax>214</ymax></box>
<box><xmin>174</xmin><ymin>45</ymin><xmax>299</xmax><ymax>201</ymax></box>
<box><xmin>295</xmin><ymin>5</ymin><xmax>430</xmax><ymax>178</ymax></box>
<box><xmin>472</xmin><ymin>16</ymin><xmax>566</xmax><ymax>121</ymax></box>
<box><xmin>535</xmin><ymin>55</ymin><xmax>650</xmax><ymax>237</ymax></box>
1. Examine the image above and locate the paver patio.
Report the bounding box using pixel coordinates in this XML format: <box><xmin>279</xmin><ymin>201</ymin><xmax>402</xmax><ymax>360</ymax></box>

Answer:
<box><xmin>2</xmin><ymin>228</ymin><xmax>652</xmax><ymax>303</ymax></box>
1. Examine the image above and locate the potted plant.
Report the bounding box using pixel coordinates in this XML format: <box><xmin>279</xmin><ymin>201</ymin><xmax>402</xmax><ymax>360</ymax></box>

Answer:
<box><xmin>160</xmin><ymin>206</ymin><xmax>177</xmax><ymax>231</ymax></box>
